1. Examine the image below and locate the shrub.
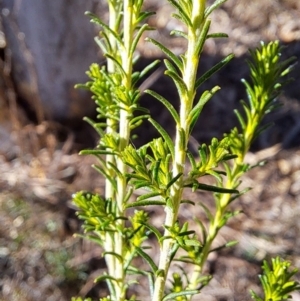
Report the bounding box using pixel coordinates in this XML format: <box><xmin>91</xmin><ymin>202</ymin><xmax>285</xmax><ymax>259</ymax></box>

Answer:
<box><xmin>72</xmin><ymin>0</ymin><xmax>299</xmax><ymax>300</ymax></box>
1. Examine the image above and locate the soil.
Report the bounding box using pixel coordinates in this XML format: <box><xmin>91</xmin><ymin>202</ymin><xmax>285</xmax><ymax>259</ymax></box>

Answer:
<box><xmin>1</xmin><ymin>0</ymin><xmax>300</xmax><ymax>300</ymax></box>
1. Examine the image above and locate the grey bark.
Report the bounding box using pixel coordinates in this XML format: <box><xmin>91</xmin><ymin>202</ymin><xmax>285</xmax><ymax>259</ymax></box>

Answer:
<box><xmin>1</xmin><ymin>0</ymin><xmax>103</xmax><ymax>121</ymax></box>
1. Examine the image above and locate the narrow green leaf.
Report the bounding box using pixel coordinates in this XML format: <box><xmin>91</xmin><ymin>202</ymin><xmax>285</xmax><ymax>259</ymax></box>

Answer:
<box><xmin>187</xmin><ymin>151</ymin><xmax>197</xmax><ymax>170</ymax></box>
<box><xmin>181</xmin><ymin>199</ymin><xmax>195</xmax><ymax>205</ymax></box>
<box><xmin>129</xmin><ymin>114</ymin><xmax>150</xmax><ymax>130</ymax></box>
<box><xmin>134</xmin><ymin>106</ymin><xmax>151</xmax><ymax>114</ymax></box>
<box><xmin>83</xmin><ymin>116</ymin><xmax>105</xmax><ymax>136</ymax></box>
<box><xmin>195</xmin><ymin>19</ymin><xmax>211</xmax><ymax>55</ymax></box>
<box><xmin>199</xmin><ymin>145</ymin><xmax>207</xmax><ymax>166</ymax></box>
<box><xmin>209</xmin><ymin>240</ymin><xmax>238</xmax><ymax>253</ymax></box>
<box><xmin>103</xmin><ymin>251</ymin><xmax>123</xmax><ymax>262</ymax></box>
<box><xmin>138</xmin><ymin>221</ymin><xmax>163</xmax><ymax>242</ymax></box>
<box><xmin>126</xmin><ymin>172</ymin><xmax>148</xmax><ymax>181</ymax></box>
<box><xmin>133</xmin><ymin>181</ymin><xmax>153</xmax><ymax>190</ymax></box>
<box><xmin>207</xmin><ymin>32</ymin><xmax>229</xmax><ymax>39</ymax></box>
<box><xmin>205</xmin><ymin>0</ymin><xmax>227</xmax><ymax>17</ymax></box>
<box><xmin>226</xmin><ymin>240</ymin><xmax>239</xmax><ymax>247</ymax></box>
<box><xmin>94</xmin><ymin>39</ymin><xmax>108</xmax><ymax>58</ymax></box>
<box><xmin>214</xmin><ymin>169</ymin><xmax>228</xmax><ymax>176</ymax></box>
<box><xmin>126</xmin><ymin>266</ymin><xmax>147</xmax><ymax>276</ymax></box>
<box><xmin>176</xmin><ymin>0</ymin><xmax>192</xmax><ymax>14</ymax></box>
<box><xmin>234</xmin><ymin>109</ymin><xmax>246</xmax><ymax>130</ymax></box>
<box><xmin>152</xmin><ymin>158</ymin><xmax>161</xmax><ymax>182</ymax></box>
<box><xmin>131</xmin><ymin>71</ymin><xmax>141</xmax><ymax>87</ymax></box>
<box><xmin>105</xmin><ymin>54</ymin><xmax>126</xmax><ymax>77</ymax></box>
<box><xmin>94</xmin><ymin>274</ymin><xmax>119</xmax><ymax>284</ymax></box>
<box><xmin>92</xmin><ymin>164</ymin><xmax>117</xmax><ymax>191</ymax></box>
<box><xmin>75</xmin><ymin>83</ymin><xmax>89</xmax><ymax>90</ymax></box>
<box><xmin>139</xmin><ymin>59</ymin><xmax>161</xmax><ymax>79</ymax></box>
<box><xmin>107</xmin><ymin>161</ymin><xmax>123</xmax><ymax>178</ymax></box>
<box><xmin>189</xmin><ymin>86</ymin><xmax>220</xmax><ymax>133</ymax></box>
<box><xmin>170</xmin><ymin>30</ymin><xmax>188</xmax><ymax>39</ymax></box>
<box><xmin>97</xmin><ymin>31</ymin><xmax>111</xmax><ymax>53</ymax></box>
<box><xmin>146</xmin><ymin>89</ymin><xmax>179</xmax><ymax>124</ymax></box>
<box><xmin>164</xmin><ymin>59</ymin><xmax>179</xmax><ymax>74</ymax></box>
<box><xmin>178</xmin><ymin>127</ymin><xmax>186</xmax><ymax>151</ymax></box>
<box><xmin>115</xmin><ymin>8</ymin><xmax>123</xmax><ymax>31</ymax></box>
<box><xmin>194</xmin><ymin>218</ymin><xmax>207</xmax><ymax>243</ymax></box>
<box><xmin>206</xmin><ymin>169</ymin><xmax>223</xmax><ymax>182</ymax></box>
<box><xmin>148</xmin><ymin>118</ymin><xmax>175</xmax><ymax>159</ymax></box>
<box><xmin>136</xmin><ymin>165</ymin><xmax>150</xmax><ymax>178</ymax></box>
<box><xmin>165</xmin><ymin>70</ymin><xmax>188</xmax><ymax>99</ymax></box>
<box><xmin>183</xmin><ymin>239</ymin><xmax>202</xmax><ymax>247</ymax></box>
<box><xmin>124</xmin><ymin>186</ymin><xmax>133</xmax><ymax>204</ymax></box>
<box><xmin>86</xmin><ymin>12</ymin><xmax>123</xmax><ymax>47</ymax></box>
<box><xmin>74</xmin><ymin>233</ymin><xmax>103</xmax><ymax>245</ymax></box>
<box><xmin>163</xmin><ymin>290</ymin><xmax>198</xmax><ymax>301</ymax></box>
<box><xmin>177</xmin><ymin>230</ymin><xmax>195</xmax><ymax>237</ymax></box>
<box><xmin>253</xmin><ymin>123</ymin><xmax>274</xmax><ymax>141</ymax></box>
<box><xmin>147</xmin><ymin>271</ymin><xmax>155</xmax><ymax>299</ymax></box>
<box><xmin>279</xmin><ymin>56</ymin><xmax>297</xmax><ymax>76</ymax></box>
<box><xmin>146</xmin><ymin>38</ymin><xmax>183</xmax><ymax>71</ymax></box>
<box><xmin>137</xmin><ymin>192</ymin><xmax>162</xmax><ymax>202</ymax></box>
<box><xmin>79</xmin><ymin>149</ymin><xmax>116</xmax><ymax>156</ymax></box>
<box><xmin>185</xmin><ymin>181</ymin><xmax>238</xmax><ymax>194</ymax></box>
<box><xmin>135</xmin><ymin>247</ymin><xmax>158</xmax><ymax>274</ymax></box>
<box><xmin>241</xmin><ymin>79</ymin><xmax>256</xmax><ymax>108</ymax></box>
<box><xmin>167</xmin><ymin>0</ymin><xmax>192</xmax><ymax>27</ymax></box>
<box><xmin>196</xmin><ymin>54</ymin><xmax>234</xmax><ymax>89</ymax></box>
<box><xmin>125</xmin><ymin>200</ymin><xmax>166</xmax><ymax>208</ymax></box>
<box><xmin>198</xmin><ymin>202</ymin><xmax>214</xmax><ymax>223</ymax></box>
<box><xmin>227</xmin><ymin>187</ymin><xmax>250</xmax><ymax>204</ymax></box>
<box><xmin>136</xmin><ymin>11</ymin><xmax>156</xmax><ymax>23</ymax></box>
<box><xmin>131</xmin><ymin>24</ymin><xmax>151</xmax><ymax>56</ymax></box>
<box><xmin>166</xmin><ymin>173</ymin><xmax>183</xmax><ymax>190</ymax></box>
<box><xmin>174</xmin><ymin>257</ymin><xmax>194</xmax><ymax>265</ymax></box>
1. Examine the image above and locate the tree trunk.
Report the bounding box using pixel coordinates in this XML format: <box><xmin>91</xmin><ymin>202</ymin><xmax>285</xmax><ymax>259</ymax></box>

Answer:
<box><xmin>1</xmin><ymin>0</ymin><xmax>102</xmax><ymax>121</ymax></box>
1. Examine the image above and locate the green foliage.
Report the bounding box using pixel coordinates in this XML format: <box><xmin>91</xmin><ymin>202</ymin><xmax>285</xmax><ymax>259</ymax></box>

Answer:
<box><xmin>73</xmin><ymin>191</ymin><xmax>118</xmax><ymax>236</ymax></box>
<box><xmin>72</xmin><ymin>0</ymin><xmax>298</xmax><ymax>300</ymax></box>
<box><xmin>226</xmin><ymin>41</ymin><xmax>296</xmax><ymax>163</ymax></box>
<box><xmin>251</xmin><ymin>257</ymin><xmax>300</xmax><ymax>301</ymax></box>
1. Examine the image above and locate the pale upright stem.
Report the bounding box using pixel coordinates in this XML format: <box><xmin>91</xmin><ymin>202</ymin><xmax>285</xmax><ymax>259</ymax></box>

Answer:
<box><xmin>103</xmin><ymin>1</ymin><xmax>128</xmax><ymax>300</ymax></box>
<box><xmin>109</xmin><ymin>1</ymin><xmax>135</xmax><ymax>299</ymax></box>
<box><xmin>152</xmin><ymin>1</ymin><xmax>206</xmax><ymax>300</ymax></box>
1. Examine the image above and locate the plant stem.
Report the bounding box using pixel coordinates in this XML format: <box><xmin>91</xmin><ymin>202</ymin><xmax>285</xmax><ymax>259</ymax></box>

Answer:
<box><xmin>187</xmin><ymin>162</ymin><xmax>246</xmax><ymax>295</ymax></box>
<box><xmin>103</xmin><ymin>1</ymin><xmax>121</xmax><ymax>297</ymax></box>
<box><xmin>102</xmin><ymin>0</ymin><xmax>133</xmax><ymax>299</ymax></box>
<box><xmin>112</xmin><ymin>1</ymin><xmax>135</xmax><ymax>299</ymax></box>
<box><xmin>152</xmin><ymin>1</ymin><xmax>206</xmax><ymax>300</ymax></box>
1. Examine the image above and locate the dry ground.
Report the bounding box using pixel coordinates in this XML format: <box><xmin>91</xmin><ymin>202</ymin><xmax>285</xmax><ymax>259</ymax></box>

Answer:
<box><xmin>1</xmin><ymin>0</ymin><xmax>300</xmax><ymax>300</ymax></box>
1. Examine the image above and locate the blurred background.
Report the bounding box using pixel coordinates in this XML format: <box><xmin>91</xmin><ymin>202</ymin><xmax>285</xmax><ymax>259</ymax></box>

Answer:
<box><xmin>0</xmin><ymin>0</ymin><xmax>300</xmax><ymax>300</ymax></box>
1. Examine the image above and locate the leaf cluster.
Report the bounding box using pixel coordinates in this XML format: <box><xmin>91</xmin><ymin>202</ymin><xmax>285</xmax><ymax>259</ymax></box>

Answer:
<box><xmin>226</xmin><ymin>41</ymin><xmax>296</xmax><ymax>162</ymax></box>
<box><xmin>122</xmin><ymin>138</ymin><xmax>182</xmax><ymax>207</ymax></box>
<box><xmin>73</xmin><ymin>191</ymin><xmax>158</xmax><ymax>291</ymax></box>
<box><xmin>251</xmin><ymin>257</ymin><xmax>300</xmax><ymax>301</ymax></box>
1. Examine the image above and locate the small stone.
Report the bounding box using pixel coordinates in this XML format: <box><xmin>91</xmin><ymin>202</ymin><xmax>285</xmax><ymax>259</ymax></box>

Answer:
<box><xmin>278</xmin><ymin>159</ymin><xmax>291</xmax><ymax>175</ymax></box>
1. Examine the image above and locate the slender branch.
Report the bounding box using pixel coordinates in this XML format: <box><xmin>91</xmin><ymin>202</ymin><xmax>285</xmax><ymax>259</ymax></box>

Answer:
<box><xmin>152</xmin><ymin>1</ymin><xmax>207</xmax><ymax>300</ymax></box>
